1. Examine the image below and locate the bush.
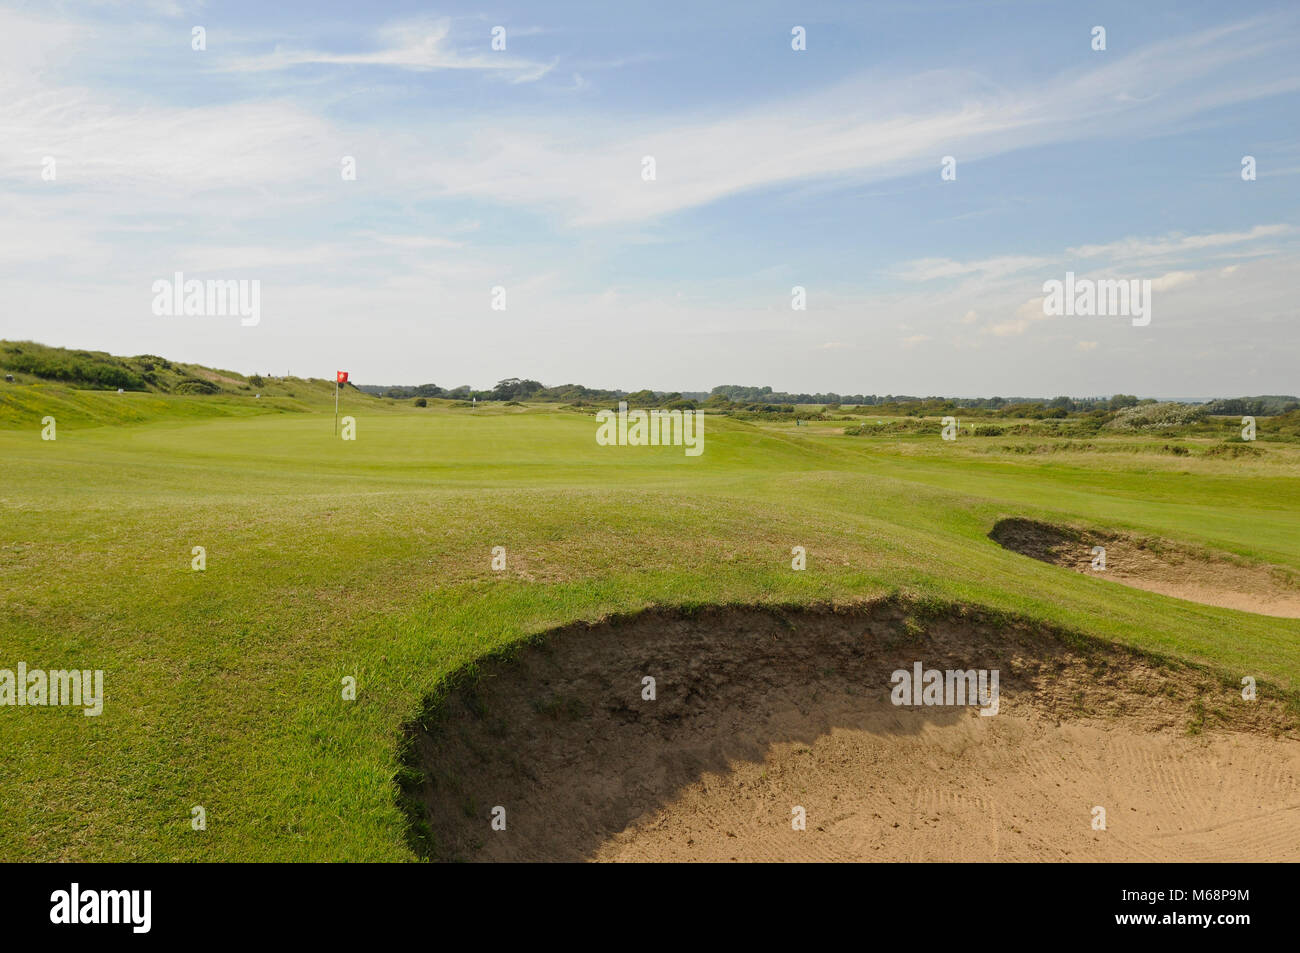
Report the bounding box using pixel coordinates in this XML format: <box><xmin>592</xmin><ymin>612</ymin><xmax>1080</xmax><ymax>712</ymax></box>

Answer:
<box><xmin>1104</xmin><ymin>402</ymin><xmax>1206</xmax><ymax>431</ymax></box>
<box><xmin>413</xmin><ymin>397</ymin><xmax>427</xmax><ymax>407</ymax></box>
<box><xmin>173</xmin><ymin>378</ymin><xmax>220</xmax><ymax>395</ymax></box>
<box><xmin>4</xmin><ymin>352</ymin><xmax>145</xmax><ymax>390</ymax></box>
<box><xmin>1205</xmin><ymin>443</ymin><xmax>1264</xmax><ymax>458</ymax></box>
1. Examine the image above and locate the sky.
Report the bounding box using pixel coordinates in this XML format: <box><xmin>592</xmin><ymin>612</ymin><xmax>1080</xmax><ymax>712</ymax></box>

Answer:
<box><xmin>1</xmin><ymin>0</ymin><xmax>1298</xmax><ymax>397</ymax></box>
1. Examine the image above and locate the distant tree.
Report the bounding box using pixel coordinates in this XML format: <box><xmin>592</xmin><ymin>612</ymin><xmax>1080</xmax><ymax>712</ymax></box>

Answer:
<box><xmin>489</xmin><ymin>378</ymin><xmax>543</xmax><ymax>401</ymax></box>
<box><xmin>711</xmin><ymin>384</ymin><xmax>773</xmax><ymax>401</ymax></box>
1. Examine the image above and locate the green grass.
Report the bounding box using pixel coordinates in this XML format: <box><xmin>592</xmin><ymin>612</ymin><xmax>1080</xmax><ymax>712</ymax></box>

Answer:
<box><xmin>2</xmin><ymin>387</ymin><xmax>1298</xmax><ymax>860</ymax></box>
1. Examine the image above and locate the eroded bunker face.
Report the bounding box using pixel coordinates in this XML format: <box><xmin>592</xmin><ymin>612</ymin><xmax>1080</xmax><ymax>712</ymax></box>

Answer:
<box><xmin>990</xmin><ymin>517</ymin><xmax>1300</xmax><ymax>618</ymax></box>
<box><xmin>401</xmin><ymin>602</ymin><xmax>1300</xmax><ymax>862</ymax></box>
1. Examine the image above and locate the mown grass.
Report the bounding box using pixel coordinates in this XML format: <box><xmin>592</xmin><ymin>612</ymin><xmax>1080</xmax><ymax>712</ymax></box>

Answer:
<box><xmin>1</xmin><ymin>388</ymin><xmax>1298</xmax><ymax>860</ymax></box>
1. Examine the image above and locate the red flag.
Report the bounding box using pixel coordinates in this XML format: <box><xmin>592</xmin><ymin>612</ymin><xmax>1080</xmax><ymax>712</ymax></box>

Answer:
<box><xmin>336</xmin><ymin>371</ymin><xmax>348</xmax><ymax>384</ymax></box>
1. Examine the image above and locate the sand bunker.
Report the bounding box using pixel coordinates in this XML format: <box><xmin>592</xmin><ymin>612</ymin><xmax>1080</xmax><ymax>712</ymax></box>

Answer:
<box><xmin>401</xmin><ymin>603</ymin><xmax>1300</xmax><ymax>862</ymax></box>
<box><xmin>991</xmin><ymin>517</ymin><xmax>1300</xmax><ymax>618</ymax></box>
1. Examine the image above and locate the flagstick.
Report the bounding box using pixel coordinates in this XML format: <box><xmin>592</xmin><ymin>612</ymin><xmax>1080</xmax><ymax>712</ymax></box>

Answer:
<box><xmin>334</xmin><ymin>379</ymin><xmax>339</xmax><ymax>435</ymax></box>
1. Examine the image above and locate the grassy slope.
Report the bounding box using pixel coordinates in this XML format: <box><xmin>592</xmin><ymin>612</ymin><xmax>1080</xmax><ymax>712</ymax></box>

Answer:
<box><xmin>0</xmin><ymin>377</ymin><xmax>393</xmax><ymax>430</ymax></box>
<box><xmin>1</xmin><ymin>399</ymin><xmax>1298</xmax><ymax>861</ymax></box>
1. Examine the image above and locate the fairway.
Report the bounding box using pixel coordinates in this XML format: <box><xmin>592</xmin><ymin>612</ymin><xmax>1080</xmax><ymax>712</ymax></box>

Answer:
<box><xmin>3</xmin><ymin>398</ymin><xmax>1298</xmax><ymax>861</ymax></box>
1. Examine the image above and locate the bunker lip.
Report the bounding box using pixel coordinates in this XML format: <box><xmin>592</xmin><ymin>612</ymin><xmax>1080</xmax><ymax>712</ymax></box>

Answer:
<box><xmin>989</xmin><ymin>517</ymin><xmax>1300</xmax><ymax>618</ymax></box>
<box><xmin>398</xmin><ymin>600</ymin><xmax>1300</xmax><ymax>863</ymax></box>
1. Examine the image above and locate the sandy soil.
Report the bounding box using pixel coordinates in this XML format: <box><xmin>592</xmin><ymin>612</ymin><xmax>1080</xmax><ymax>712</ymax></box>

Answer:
<box><xmin>404</xmin><ymin>604</ymin><xmax>1300</xmax><ymax>862</ymax></box>
<box><xmin>991</xmin><ymin>517</ymin><xmax>1300</xmax><ymax>618</ymax></box>
<box><xmin>194</xmin><ymin>368</ymin><xmax>246</xmax><ymax>387</ymax></box>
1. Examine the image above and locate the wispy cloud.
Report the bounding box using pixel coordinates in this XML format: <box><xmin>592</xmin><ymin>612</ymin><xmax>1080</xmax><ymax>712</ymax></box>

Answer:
<box><xmin>220</xmin><ymin>18</ymin><xmax>555</xmax><ymax>82</ymax></box>
<box><xmin>897</xmin><ymin>225</ymin><xmax>1295</xmax><ymax>292</ymax></box>
<box><xmin>409</xmin><ymin>16</ymin><xmax>1300</xmax><ymax>225</ymax></box>
<box><xmin>984</xmin><ymin>297</ymin><xmax>1050</xmax><ymax>338</ymax></box>
<box><xmin>4</xmin><ymin>10</ymin><xmax>1296</xmax><ymax>229</ymax></box>
<box><xmin>1068</xmin><ymin>225</ymin><xmax>1294</xmax><ymax>261</ymax></box>
<box><xmin>896</xmin><ymin>256</ymin><xmax>1052</xmax><ymax>282</ymax></box>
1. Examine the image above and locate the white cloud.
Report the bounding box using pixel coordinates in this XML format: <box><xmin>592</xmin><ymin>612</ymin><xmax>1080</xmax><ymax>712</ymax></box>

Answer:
<box><xmin>220</xmin><ymin>18</ymin><xmax>555</xmax><ymax>82</ymax></box>
<box><xmin>896</xmin><ymin>256</ymin><xmax>1050</xmax><ymax>282</ymax></box>
<box><xmin>3</xmin><ymin>10</ymin><xmax>1297</xmax><ymax>231</ymax></box>
<box><xmin>1151</xmin><ymin>271</ymin><xmax>1198</xmax><ymax>292</ymax></box>
<box><xmin>1068</xmin><ymin>225</ymin><xmax>1293</xmax><ymax>261</ymax></box>
<box><xmin>442</xmin><ymin>17</ymin><xmax>1300</xmax><ymax>225</ymax></box>
<box><xmin>985</xmin><ymin>296</ymin><xmax>1049</xmax><ymax>337</ymax></box>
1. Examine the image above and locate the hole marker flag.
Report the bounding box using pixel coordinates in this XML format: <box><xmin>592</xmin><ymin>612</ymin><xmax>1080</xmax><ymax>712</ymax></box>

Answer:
<box><xmin>334</xmin><ymin>370</ymin><xmax>348</xmax><ymax>434</ymax></box>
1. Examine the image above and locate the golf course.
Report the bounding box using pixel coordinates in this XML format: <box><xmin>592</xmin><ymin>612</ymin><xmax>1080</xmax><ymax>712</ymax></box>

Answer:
<box><xmin>3</xmin><ymin>348</ymin><xmax>1299</xmax><ymax>862</ymax></box>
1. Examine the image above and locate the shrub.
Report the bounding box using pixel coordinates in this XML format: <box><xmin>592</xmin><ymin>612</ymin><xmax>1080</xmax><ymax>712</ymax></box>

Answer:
<box><xmin>4</xmin><ymin>352</ymin><xmax>145</xmax><ymax>390</ymax></box>
<box><xmin>1205</xmin><ymin>443</ymin><xmax>1264</xmax><ymax>458</ymax></box>
<box><xmin>1104</xmin><ymin>402</ymin><xmax>1206</xmax><ymax>431</ymax></box>
<box><xmin>173</xmin><ymin>378</ymin><xmax>220</xmax><ymax>395</ymax></box>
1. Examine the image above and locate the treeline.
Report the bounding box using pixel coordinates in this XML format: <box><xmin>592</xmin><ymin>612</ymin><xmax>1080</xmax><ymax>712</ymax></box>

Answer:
<box><xmin>357</xmin><ymin>375</ymin><xmax>1300</xmax><ymax>417</ymax></box>
<box><xmin>9</xmin><ymin>343</ymin><xmax>1296</xmax><ymax>418</ymax></box>
<box><xmin>357</xmin><ymin>377</ymin><xmax>703</xmax><ymax>405</ymax></box>
<box><xmin>1201</xmin><ymin>396</ymin><xmax>1300</xmax><ymax>415</ymax></box>
<box><xmin>708</xmin><ymin>385</ymin><xmax>1148</xmax><ymax>412</ymax></box>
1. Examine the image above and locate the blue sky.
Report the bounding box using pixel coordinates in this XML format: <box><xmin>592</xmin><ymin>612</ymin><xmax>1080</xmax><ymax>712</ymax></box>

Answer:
<box><xmin>2</xmin><ymin>1</ymin><xmax>1298</xmax><ymax>396</ymax></box>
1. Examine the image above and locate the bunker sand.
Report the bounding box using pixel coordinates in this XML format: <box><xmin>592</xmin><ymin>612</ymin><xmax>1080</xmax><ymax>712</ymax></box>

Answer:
<box><xmin>991</xmin><ymin>517</ymin><xmax>1300</xmax><ymax>618</ymax></box>
<box><xmin>403</xmin><ymin>604</ymin><xmax>1300</xmax><ymax>862</ymax></box>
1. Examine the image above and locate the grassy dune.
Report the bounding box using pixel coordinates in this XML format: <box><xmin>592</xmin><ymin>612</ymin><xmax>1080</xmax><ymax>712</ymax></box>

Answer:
<box><xmin>2</xmin><ymin>388</ymin><xmax>1298</xmax><ymax>860</ymax></box>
